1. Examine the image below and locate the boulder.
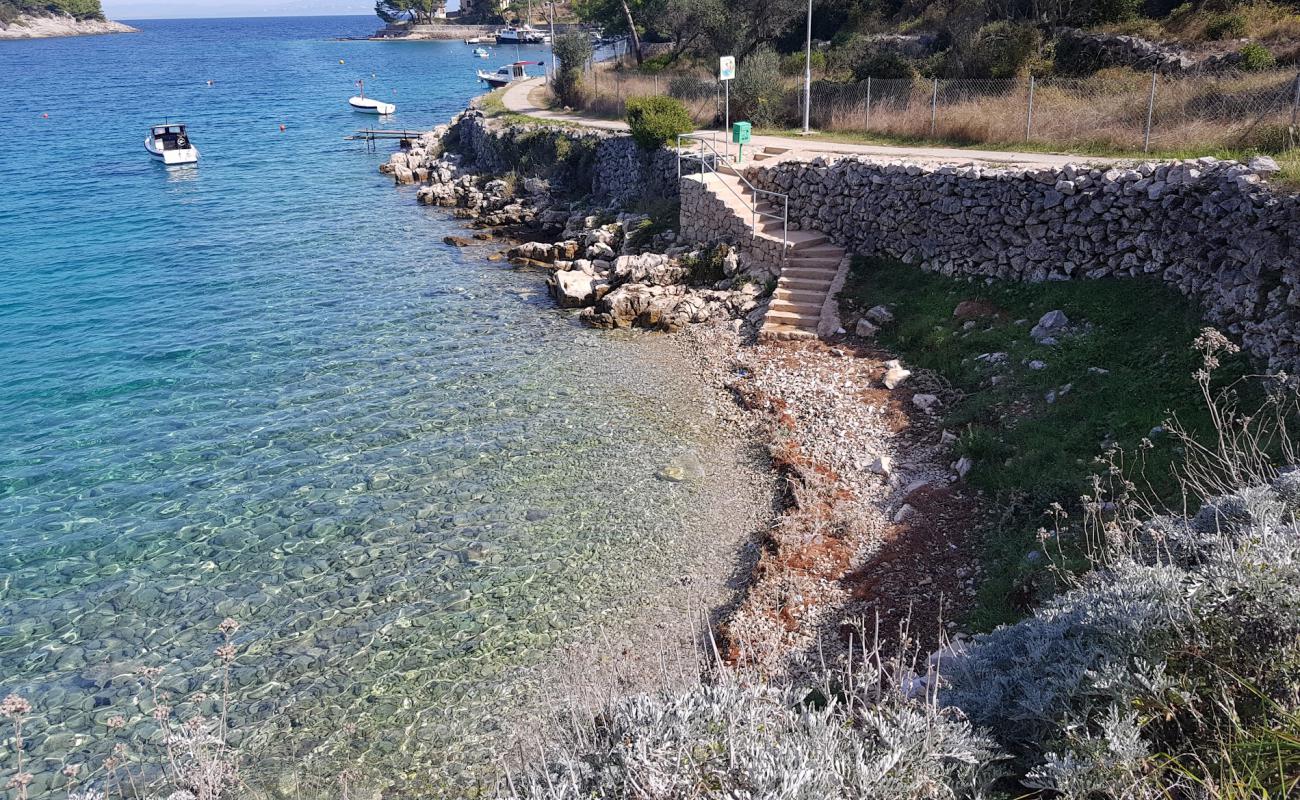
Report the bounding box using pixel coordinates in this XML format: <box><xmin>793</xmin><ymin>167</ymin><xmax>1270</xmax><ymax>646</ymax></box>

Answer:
<box><xmin>612</xmin><ymin>253</ymin><xmax>688</xmax><ymax>286</ymax></box>
<box><xmin>855</xmin><ymin>319</ymin><xmax>880</xmax><ymax>338</ymax></box>
<box><xmin>549</xmin><ymin>270</ymin><xmax>607</xmax><ymax>308</ymax></box>
<box><xmin>883</xmin><ymin>359</ymin><xmax>912</xmax><ymax>389</ymax></box>
<box><xmin>1030</xmin><ymin>310</ymin><xmax>1069</xmax><ymax>342</ymax></box>
<box><xmin>912</xmin><ymin>393</ymin><xmax>941</xmax><ymax>413</ymax></box>
<box><xmin>865</xmin><ymin>305</ymin><xmax>895</xmax><ymax>326</ymax></box>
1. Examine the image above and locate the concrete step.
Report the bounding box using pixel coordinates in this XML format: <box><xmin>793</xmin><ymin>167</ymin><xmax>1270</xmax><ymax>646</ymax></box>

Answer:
<box><xmin>790</xmin><ymin>244</ymin><xmax>843</xmax><ymax>258</ymax></box>
<box><xmin>780</xmin><ymin>266</ymin><xmax>837</xmax><ymax>279</ymax></box>
<box><xmin>770</xmin><ymin>299</ymin><xmax>824</xmax><ymax>316</ymax></box>
<box><xmin>785</xmin><ymin>253</ymin><xmax>842</xmax><ymax>265</ymax></box>
<box><xmin>779</xmin><ymin>277</ymin><xmax>835</xmax><ymax>292</ymax></box>
<box><xmin>785</xmin><ymin>231</ymin><xmax>829</xmax><ymax>249</ymax></box>
<box><xmin>764</xmin><ymin>309</ymin><xmax>816</xmax><ymax>329</ymax></box>
<box><xmin>774</xmin><ymin>287</ymin><xmax>826</xmax><ymax>303</ymax></box>
<box><xmin>784</xmin><ymin>261</ymin><xmax>840</xmax><ymax>272</ymax></box>
<box><xmin>759</xmin><ymin>322</ymin><xmax>819</xmax><ymax>340</ymax></box>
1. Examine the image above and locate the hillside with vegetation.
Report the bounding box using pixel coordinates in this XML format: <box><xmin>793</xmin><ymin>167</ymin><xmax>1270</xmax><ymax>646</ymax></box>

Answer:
<box><xmin>0</xmin><ymin>0</ymin><xmax>104</xmax><ymax>23</ymax></box>
<box><xmin>577</xmin><ymin>0</ymin><xmax>1300</xmax><ymax>77</ymax></box>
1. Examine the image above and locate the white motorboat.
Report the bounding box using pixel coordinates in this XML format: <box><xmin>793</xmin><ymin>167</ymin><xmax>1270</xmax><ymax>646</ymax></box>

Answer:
<box><xmin>349</xmin><ymin>80</ymin><xmax>395</xmax><ymax>115</ymax></box>
<box><xmin>145</xmin><ymin>123</ymin><xmax>199</xmax><ymax>165</ymax></box>
<box><xmin>477</xmin><ymin>60</ymin><xmax>542</xmax><ymax>88</ymax></box>
<box><xmin>473</xmin><ymin>47</ymin><xmax>490</xmax><ymax>58</ymax></box>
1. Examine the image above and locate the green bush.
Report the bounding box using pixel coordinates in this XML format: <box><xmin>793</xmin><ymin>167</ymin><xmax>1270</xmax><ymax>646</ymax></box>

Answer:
<box><xmin>1206</xmin><ymin>11</ymin><xmax>1248</xmax><ymax>39</ymax></box>
<box><xmin>624</xmin><ymin>95</ymin><xmax>694</xmax><ymax>149</ymax></box>
<box><xmin>731</xmin><ymin>46</ymin><xmax>788</xmax><ymax>128</ymax></box>
<box><xmin>1085</xmin><ymin>0</ymin><xmax>1143</xmax><ymax>24</ymax></box>
<box><xmin>1238</xmin><ymin>42</ymin><xmax>1276</xmax><ymax>70</ymax></box>
<box><xmin>779</xmin><ymin>50</ymin><xmax>826</xmax><ymax>76</ymax></box>
<box><xmin>965</xmin><ymin>21</ymin><xmax>1042</xmax><ymax>78</ymax></box>
<box><xmin>850</xmin><ymin>47</ymin><xmax>916</xmax><ymax>81</ymax></box>
<box><xmin>552</xmin><ymin>33</ymin><xmax>593</xmax><ymax>109</ymax></box>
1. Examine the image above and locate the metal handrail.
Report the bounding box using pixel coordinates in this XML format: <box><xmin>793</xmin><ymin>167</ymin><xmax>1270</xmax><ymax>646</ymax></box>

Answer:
<box><xmin>675</xmin><ymin>133</ymin><xmax>789</xmax><ymax>263</ymax></box>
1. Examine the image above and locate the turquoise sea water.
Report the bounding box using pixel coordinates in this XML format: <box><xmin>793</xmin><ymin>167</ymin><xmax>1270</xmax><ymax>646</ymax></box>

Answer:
<box><xmin>0</xmin><ymin>17</ymin><xmax>717</xmax><ymax>794</ymax></box>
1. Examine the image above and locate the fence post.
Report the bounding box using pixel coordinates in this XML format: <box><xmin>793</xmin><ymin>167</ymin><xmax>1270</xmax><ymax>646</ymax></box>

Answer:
<box><xmin>1291</xmin><ymin>71</ymin><xmax>1300</xmax><ymax>128</ymax></box>
<box><xmin>1143</xmin><ymin>68</ymin><xmax>1157</xmax><ymax>153</ymax></box>
<box><xmin>865</xmin><ymin>76</ymin><xmax>872</xmax><ymax>129</ymax></box>
<box><xmin>1025</xmin><ymin>74</ymin><xmax>1035</xmax><ymax>142</ymax></box>
<box><xmin>930</xmin><ymin>78</ymin><xmax>939</xmax><ymax>138</ymax></box>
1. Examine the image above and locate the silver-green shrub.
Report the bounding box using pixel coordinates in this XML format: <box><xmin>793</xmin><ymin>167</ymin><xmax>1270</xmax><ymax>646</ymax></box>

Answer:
<box><xmin>507</xmin><ymin>671</ymin><xmax>1003</xmax><ymax>799</ymax></box>
<box><xmin>943</xmin><ymin>469</ymin><xmax>1300</xmax><ymax>797</ymax></box>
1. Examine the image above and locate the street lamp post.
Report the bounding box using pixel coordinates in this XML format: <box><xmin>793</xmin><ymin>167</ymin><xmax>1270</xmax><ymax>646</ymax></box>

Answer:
<box><xmin>547</xmin><ymin>1</ymin><xmax>557</xmax><ymax>83</ymax></box>
<box><xmin>802</xmin><ymin>0</ymin><xmax>812</xmax><ymax>135</ymax></box>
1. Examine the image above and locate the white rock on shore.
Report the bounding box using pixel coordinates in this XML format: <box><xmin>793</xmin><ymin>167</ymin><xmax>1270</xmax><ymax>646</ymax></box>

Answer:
<box><xmin>0</xmin><ymin>14</ymin><xmax>137</xmax><ymax>39</ymax></box>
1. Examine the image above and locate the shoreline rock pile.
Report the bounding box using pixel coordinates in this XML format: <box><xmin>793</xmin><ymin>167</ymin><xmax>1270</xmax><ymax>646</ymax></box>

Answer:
<box><xmin>380</xmin><ymin>113</ymin><xmax>774</xmax><ymax>336</ymax></box>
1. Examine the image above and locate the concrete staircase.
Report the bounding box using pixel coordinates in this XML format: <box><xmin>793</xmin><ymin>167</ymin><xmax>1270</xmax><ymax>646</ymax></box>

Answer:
<box><xmin>697</xmin><ymin>146</ymin><xmax>845</xmax><ymax>341</ymax></box>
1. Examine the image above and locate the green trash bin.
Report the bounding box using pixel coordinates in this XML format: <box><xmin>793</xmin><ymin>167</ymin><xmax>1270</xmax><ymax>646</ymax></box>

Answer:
<box><xmin>731</xmin><ymin>121</ymin><xmax>752</xmax><ymax>162</ymax></box>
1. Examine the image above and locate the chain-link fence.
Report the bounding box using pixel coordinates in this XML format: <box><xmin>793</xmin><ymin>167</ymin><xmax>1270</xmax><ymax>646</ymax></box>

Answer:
<box><xmin>578</xmin><ymin>60</ymin><xmax>1300</xmax><ymax>154</ymax></box>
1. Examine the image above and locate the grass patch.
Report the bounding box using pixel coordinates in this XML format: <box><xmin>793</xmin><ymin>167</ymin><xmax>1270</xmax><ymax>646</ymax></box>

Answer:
<box><xmin>754</xmin><ymin>128</ymin><xmax>1300</xmax><ymax>191</ymax></box>
<box><xmin>477</xmin><ymin>88</ymin><xmax>581</xmax><ymax>130</ymax></box>
<box><xmin>840</xmin><ymin>257</ymin><xmax>1257</xmax><ymax>629</ymax></box>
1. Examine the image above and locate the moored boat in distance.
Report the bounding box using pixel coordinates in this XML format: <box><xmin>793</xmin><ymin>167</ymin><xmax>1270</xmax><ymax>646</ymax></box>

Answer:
<box><xmin>476</xmin><ymin>60</ymin><xmax>543</xmax><ymax>88</ymax></box>
<box><xmin>349</xmin><ymin>79</ymin><xmax>395</xmax><ymax>115</ymax></box>
<box><xmin>144</xmin><ymin>123</ymin><xmax>199</xmax><ymax>165</ymax></box>
<box><xmin>494</xmin><ymin>25</ymin><xmax>547</xmax><ymax>44</ymax></box>
<box><xmin>473</xmin><ymin>47</ymin><xmax>490</xmax><ymax>58</ymax></box>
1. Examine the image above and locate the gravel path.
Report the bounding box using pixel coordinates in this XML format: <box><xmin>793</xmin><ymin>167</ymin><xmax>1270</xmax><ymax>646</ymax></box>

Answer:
<box><xmin>500</xmin><ymin>78</ymin><xmax>1116</xmax><ymax>170</ymax></box>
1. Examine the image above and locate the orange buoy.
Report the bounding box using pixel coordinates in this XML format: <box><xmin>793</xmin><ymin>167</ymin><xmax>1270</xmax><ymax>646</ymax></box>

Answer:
<box><xmin>42</xmin><ymin>113</ymin><xmax>49</xmax><ymax>119</ymax></box>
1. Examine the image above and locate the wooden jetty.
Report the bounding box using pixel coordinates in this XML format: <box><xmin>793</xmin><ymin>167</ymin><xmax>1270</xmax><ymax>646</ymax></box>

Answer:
<box><xmin>346</xmin><ymin>128</ymin><xmax>428</xmax><ymax>152</ymax></box>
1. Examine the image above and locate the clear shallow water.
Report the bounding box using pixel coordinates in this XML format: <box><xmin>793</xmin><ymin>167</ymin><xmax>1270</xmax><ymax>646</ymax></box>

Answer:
<box><xmin>0</xmin><ymin>17</ymin><xmax>718</xmax><ymax>794</ymax></box>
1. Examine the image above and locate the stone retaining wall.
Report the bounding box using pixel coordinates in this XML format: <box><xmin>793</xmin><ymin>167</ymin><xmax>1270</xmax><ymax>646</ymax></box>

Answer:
<box><xmin>679</xmin><ymin>177</ymin><xmax>784</xmax><ymax>281</ymax></box>
<box><xmin>449</xmin><ymin>110</ymin><xmax>680</xmax><ymax>207</ymax></box>
<box><xmin>747</xmin><ymin>155</ymin><xmax>1300</xmax><ymax>371</ymax></box>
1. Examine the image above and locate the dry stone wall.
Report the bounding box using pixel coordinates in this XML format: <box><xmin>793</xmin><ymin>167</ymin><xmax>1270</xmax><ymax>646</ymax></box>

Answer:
<box><xmin>749</xmin><ymin>155</ymin><xmax>1300</xmax><ymax>371</ymax></box>
<box><xmin>448</xmin><ymin>110</ymin><xmax>680</xmax><ymax>207</ymax></box>
<box><xmin>679</xmin><ymin>178</ymin><xmax>785</xmax><ymax>281</ymax></box>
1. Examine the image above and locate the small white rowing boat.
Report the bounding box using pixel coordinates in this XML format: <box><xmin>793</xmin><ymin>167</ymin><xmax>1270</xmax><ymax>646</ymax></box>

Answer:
<box><xmin>349</xmin><ymin>79</ymin><xmax>395</xmax><ymax>115</ymax></box>
<box><xmin>145</xmin><ymin>123</ymin><xmax>199</xmax><ymax>165</ymax></box>
<box><xmin>473</xmin><ymin>47</ymin><xmax>490</xmax><ymax>58</ymax></box>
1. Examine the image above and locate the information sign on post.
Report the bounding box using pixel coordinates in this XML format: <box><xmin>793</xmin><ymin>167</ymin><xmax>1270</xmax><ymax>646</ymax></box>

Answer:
<box><xmin>719</xmin><ymin>56</ymin><xmax>735</xmax><ymax>157</ymax></box>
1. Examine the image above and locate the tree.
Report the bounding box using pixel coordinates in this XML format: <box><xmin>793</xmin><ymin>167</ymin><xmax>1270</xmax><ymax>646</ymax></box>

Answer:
<box><xmin>375</xmin><ymin>0</ymin><xmax>439</xmax><ymax>24</ymax></box>
<box><xmin>553</xmin><ymin>33</ymin><xmax>594</xmax><ymax>107</ymax></box>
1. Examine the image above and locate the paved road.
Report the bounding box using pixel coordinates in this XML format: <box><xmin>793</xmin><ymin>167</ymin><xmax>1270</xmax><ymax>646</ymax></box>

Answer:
<box><xmin>500</xmin><ymin>78</ymin><xmax>1118</xmax><ymax>169</ymax></box>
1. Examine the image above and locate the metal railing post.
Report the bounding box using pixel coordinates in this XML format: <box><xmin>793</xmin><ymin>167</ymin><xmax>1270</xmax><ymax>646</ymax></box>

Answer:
<box><xmin>1143</xmin><ymin>68</ymin><xmax>1157</xmax><ymax>153</ymax></box>
<box><xmin>783</xmin><ymin>199</ymin><xmax>789</xmax><ymax>267</ymax></box>
<box><xmin>865</xmin><ymin>76</ymin><xmax>872</xmax><ymax>129</ymax></box>
<box><xmin>1025</xmin><ymin>74</ymin><xmax>1035</xmax><ymax>142</ymax></box>
<box><xmin>930</xmin><ymin>78</ymin><xmax>939</xmax><ymax>138</ymax></box>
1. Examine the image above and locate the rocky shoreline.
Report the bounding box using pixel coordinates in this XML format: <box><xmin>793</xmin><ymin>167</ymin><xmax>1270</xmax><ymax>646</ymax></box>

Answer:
<box><xmin>0</xmin><ymin>13</ymin><xmax>136</xmax><ymax>40</ymax></box>
<box><xmin>381</xmin><ymin>106</ymin><xmax>987</xmax><ymax>688</ymax></box>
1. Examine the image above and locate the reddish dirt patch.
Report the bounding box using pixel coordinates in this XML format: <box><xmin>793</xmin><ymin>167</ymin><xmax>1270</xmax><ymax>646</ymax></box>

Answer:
<box><xmin>842</xmin><ymin>482</ymin><xmax>984</xmax><ymax>650</ymax></box>
<box><xmin>953</xmin><ymin>299</ymin><xmax>1007</xmax><ymax>321</ymax></box>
